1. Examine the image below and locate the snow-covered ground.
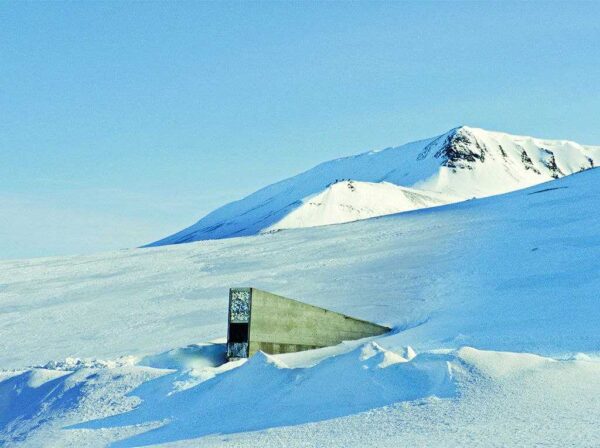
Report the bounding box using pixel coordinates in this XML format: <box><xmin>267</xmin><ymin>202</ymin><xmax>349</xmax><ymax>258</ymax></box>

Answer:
<box><xmin>1</xmin><ymin>168</ymin><xmax>599</xmax><ymax>446</ymax></box>
<box><xmin>149</xmin><ymin>126</ymin><xmax>600</xmax><ymax>246</ymax></box>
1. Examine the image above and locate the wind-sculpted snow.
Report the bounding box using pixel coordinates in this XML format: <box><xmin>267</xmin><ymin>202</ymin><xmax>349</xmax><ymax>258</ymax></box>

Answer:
<box><xmin>0</xmin><ymin>365</ymin><xmax>166</xmax><ymax>446</ymax></box>
<box><xmin>149</xmin><ymin>126</ymin><xmax>600</xmax><ymax>246</ymax></box>
<box><xmin>71</xmin><ymin>343</ymin><xmax>459</xmax><ymax>447</ymax></box>
<box><xmin>1</xmin><ymin>168</ymin><xmax>599</xmax><ymax>446</ymax></box>
<box><xmin>3</xmin><ymin>345</ymin><xmax>599</xmax><ymax>447</ymax></box>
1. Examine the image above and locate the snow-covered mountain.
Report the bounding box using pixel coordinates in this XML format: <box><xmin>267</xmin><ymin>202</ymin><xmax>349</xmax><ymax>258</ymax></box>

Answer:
<box><xmin>149</xmin><ymin>126</ymin><xmax>600</xmax><ymax>246</ymax></box>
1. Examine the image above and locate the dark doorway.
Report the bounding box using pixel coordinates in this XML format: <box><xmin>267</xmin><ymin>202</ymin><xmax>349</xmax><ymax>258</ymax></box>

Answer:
<box><xmin>227</xmin><ymin>322</ymin><xmax>249</xmax><ymax>358</ymax></box>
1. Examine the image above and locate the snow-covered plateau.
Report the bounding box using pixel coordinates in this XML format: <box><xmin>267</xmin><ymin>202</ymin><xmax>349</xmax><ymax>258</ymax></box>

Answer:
<box><xmin>1</xmin><ymin>132</ymin><xmax>600</xmax><ymax>446</ymax></box>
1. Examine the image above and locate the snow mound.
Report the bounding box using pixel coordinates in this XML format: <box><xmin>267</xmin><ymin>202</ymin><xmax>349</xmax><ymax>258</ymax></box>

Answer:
<box><xmin>265</xmin><ymin>180</ymin><xmax>451</xmax><ymax>231</ymax></box>
<box><xmin>0</xmin><ymin>365</ymin><xmax>166</xmax><ymax>445</ymax></box>
<box><xmin>457</xmin><ymin>346</ymin><xmax>554</xmax><ymax>378</ymax></box>
<box><xmin>3</xmin><ymin>344</ymin><xmax>600</xmax><ymax>447</ymax></box>
<box><xmin>75</xmin><ymin>342</ymin><xmax>460</xmax><ymax>447</ymax></box>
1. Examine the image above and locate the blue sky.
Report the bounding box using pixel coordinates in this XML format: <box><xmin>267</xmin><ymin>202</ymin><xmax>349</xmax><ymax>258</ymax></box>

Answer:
<box><xmin>1</xmin><ymin>1</ymin><xmax>599</xmax><ymax>259</ymax></box>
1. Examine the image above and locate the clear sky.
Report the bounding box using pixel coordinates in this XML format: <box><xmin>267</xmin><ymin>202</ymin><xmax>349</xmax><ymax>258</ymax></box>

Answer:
<box><xmin>1</xmin><ymin>1</ymin><xmax>599</xmax><ymax>259</ymax></box>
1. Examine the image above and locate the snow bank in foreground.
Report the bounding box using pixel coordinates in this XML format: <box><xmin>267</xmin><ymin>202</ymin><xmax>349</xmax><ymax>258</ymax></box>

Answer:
<box><xmin>196</xmin><ymin>348</ymin><xmax>600</xmax><ymax>448</ymax></box>
<box><xmin>2</xmin><ymin>343</ymin><xmax>599</xmax><ymax>447</ymax></box>
<box><xmin>74</xmin><ymin>342</ymin><xmax>458</xmax><ymax>447</ymax></box>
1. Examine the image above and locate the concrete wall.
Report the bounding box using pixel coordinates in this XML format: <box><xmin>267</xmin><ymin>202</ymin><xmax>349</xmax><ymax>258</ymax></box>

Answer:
<box><xmin>244</xmin><ymin>288</ymin><xmax>389</xmax><ymax>357</ymax></box>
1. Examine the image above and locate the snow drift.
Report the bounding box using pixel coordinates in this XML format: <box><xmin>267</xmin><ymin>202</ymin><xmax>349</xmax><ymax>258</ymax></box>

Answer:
<box><xmin>72</xmin><ymin>342</ymin><xmax>459</xmax><ymax>447</ymax></box>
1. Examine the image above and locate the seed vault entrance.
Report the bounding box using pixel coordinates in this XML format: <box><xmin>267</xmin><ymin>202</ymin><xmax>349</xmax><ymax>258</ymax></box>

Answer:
<box><xmin>226</xmin><ymin>287</ymin><xmax>390</xmax><ymax>360</ymax></box>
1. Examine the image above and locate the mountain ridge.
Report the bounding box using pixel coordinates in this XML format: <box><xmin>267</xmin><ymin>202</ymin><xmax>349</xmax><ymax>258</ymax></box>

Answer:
<box><xmin>148</xmin><ymin>126</ymin><xmax>600</xmax><ymax>246</ymax></box>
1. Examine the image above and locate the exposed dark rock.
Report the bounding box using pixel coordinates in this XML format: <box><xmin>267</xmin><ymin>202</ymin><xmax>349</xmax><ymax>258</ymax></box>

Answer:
<box><xmin>541</xmin><ymin>149</ymin><xmax>564</xmax><ymax>179</ymax></box>
<box><xmin>433</xmin><ymin>129</ymin><xmax>487</xmax><ymax>169</ymax></box>
<box><xmin>520</xmin><ymin>147</ymin><xmax>541</xmax><ymax>175</ymax></box>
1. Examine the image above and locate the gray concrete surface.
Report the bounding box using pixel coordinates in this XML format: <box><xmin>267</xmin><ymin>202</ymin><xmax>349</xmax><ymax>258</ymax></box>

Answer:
<box><xmin>227</xmin><ymin>288</ymin><xmax>390</xmax><ymax>358</ymax></box>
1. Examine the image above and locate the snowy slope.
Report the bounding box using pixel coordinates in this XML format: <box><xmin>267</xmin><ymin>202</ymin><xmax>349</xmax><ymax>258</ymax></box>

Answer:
<box><xmin>266</xmin><ymin>180</ymin><xmax>452</xmax><ymax>231</ymax></box>
<box><xmin>1</xmin><ymin>168</ymin><xmax>599</xmax><ymax>446</ymax></box>
<box><xmin>149</xmin><ymin>126</ymin><xmax>600</xmax><ymax>245</ymax></box>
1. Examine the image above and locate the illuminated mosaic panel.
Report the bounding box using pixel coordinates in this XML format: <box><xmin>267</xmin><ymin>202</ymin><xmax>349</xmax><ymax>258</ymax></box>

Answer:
<box><xmin>229</xmin><ymin>288</ymin><xmax>251</xmax><ymax>323</ymax></box>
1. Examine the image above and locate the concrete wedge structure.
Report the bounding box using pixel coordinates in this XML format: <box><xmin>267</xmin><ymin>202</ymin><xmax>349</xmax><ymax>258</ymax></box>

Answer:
<box><xmin>226</xmin><ymin>287</ymin><xmax>391</xmax><ymax>359</ymax></box>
